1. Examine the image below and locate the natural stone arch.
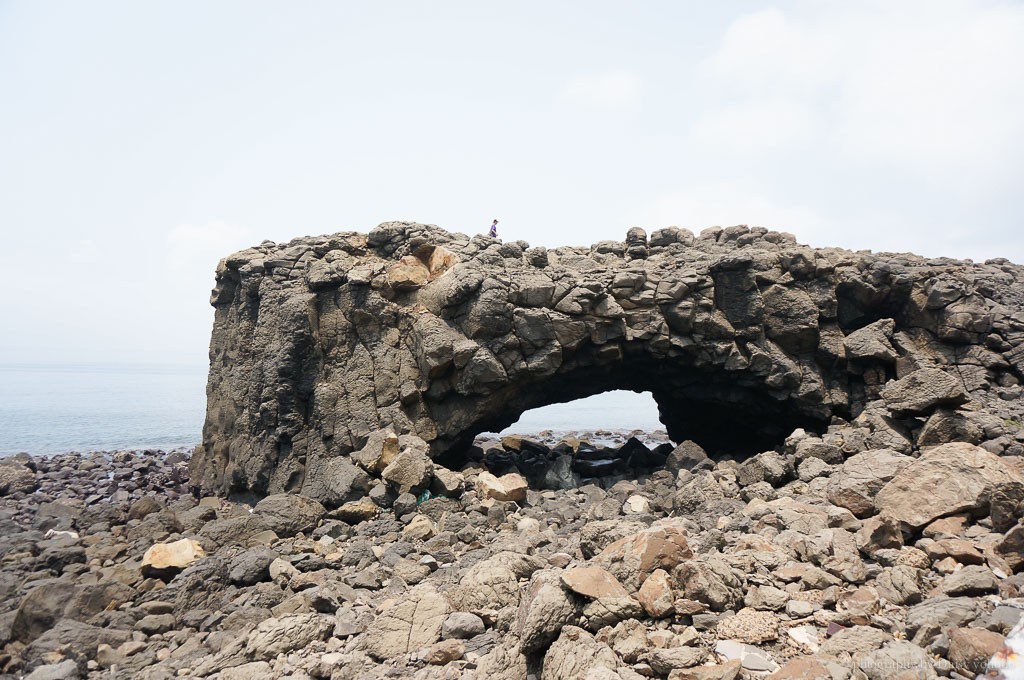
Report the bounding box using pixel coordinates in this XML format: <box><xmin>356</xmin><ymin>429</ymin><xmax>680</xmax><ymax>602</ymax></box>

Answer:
<box><xmin>190</xmin><ymin>221</ymin><xmax>1024</xmax><ymax>498</ymax></box>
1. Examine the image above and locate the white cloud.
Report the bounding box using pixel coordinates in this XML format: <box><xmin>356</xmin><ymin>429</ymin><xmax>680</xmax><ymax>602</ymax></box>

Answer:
<box><xmin>165</xmin><ymin>221</ymin><xmax>252</xmax><ymax>273</ymax></box>
<box><xmin>641</xmin><ymin>183</ymin><xmax>831</xmax><ymax>243</ymax></box>
<box><xmin>559</xmin><ymin>69</ymin><xmax>642</xmax><ymax>110</ymax></box>
<box><xmin>691</xmin><ymin>2</ymin><xmax>1024</xmax><ymax>188</ymax></box>
<box><xmin>689</xmin><ymin>98</ymin><xmax>817</xmax><ymax>152</ymax></box>
<box><xmin>700</xmin><ymin>8</ymin><xmax>838</xmax><ymax>95</ymax></box>
<box><xmin>65</xmin><ymin>239</ymin><xmax>101</xmax><ymax>264</ymax></box>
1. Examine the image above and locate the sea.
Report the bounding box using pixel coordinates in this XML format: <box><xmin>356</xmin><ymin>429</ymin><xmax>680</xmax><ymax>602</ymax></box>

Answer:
<box><xmin>0</xmin><ymin>363</ymin><xmax>663</xmax><ymax>457</ymax></box>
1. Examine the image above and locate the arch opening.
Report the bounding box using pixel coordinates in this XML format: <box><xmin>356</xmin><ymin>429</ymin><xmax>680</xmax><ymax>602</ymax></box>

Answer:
<box><xmin>434</xmin><ymin>347</ymin><xmax>832</xmax><ymax>479</ymax></box>
<box><xmin>486</xmin><ymin>390</ymin><xmax>665</xmax><ymax>442</ymax></box>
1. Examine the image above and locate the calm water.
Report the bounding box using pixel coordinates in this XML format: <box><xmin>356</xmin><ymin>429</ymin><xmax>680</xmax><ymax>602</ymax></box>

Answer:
<box><xmin>0</xmin><ymin>363</ymin><xmax>662</xmax><ymax>457</ymax></box>
<box><xmin>0</xmin><ymin>363</ymin><xmax>208</xmax><ymax>456</ymax></box>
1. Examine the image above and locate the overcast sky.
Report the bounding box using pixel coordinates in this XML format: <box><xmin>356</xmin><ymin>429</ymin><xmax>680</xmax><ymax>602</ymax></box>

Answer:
<box><xmin>2</xmin><ymin>1</ymin><xmax>1022</xmax><ymax>367</ymax></box>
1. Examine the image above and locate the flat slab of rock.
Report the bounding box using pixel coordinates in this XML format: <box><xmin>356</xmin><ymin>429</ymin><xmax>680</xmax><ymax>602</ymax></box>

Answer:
<box><xmin>880</xmin><ymin>367</ymin><xmax>967</xmax><ymax>417</ymax></box>
<box><xmin>245</xmin><ymin>610</ymin><xmax>333</xmax><ymax>659</ymax></box>
<box><xmin>561</xmin><ymin>566</ymin><xmax>629</xmax><ymax>599</ymax></box>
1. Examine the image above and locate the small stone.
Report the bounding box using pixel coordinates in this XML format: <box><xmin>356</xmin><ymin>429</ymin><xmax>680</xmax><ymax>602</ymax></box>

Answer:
<box><xmin>269</xmin><ymin>557</ymin><xmax>299</xmax><ymax>582</ymax></box>
<box><xmin>442</xmin><ymin>612</ymin><xmax>486</xmax><ymax>639</ymax></box>
<box><xmin>335</xmin><ymin>498</ymin><xmax>379</xmax><ymax>523</ymax></box>
<box><xmin>426</xmin><ymin>638</ymin><xmax>465</xmax><ymax>665</ymax></box>
<box><xmin>716</xmin><ymin>608</ymin><xmax>779</xmax><ymax>644</ymax></box>
<box><xmin>623</xmin><ymin>495</ymin><xmax>652</xmax><ymax>514</ymax></box>
<box><xmin>667</xmin><ymin>660</ymin><xmax>741</xmax><ymax>680</ymax></box>
<box><xmin>402</xmin><ymin>515</ymin><xmax>436</xmax><ymax>541</ymax></box>
<box><xmin>787</xmin><ymin>625</ymin><xmax>820</xmax><ymax>652</ymax></box>
<box><xmin>714</xmin><ymin>639</ymin><xmax>779</xmax><ymax>672</ymax></box>
<box><xmin>135</xmin><ymin>613</ymin><xmax>176</xmax><ymax>635</ymax></box>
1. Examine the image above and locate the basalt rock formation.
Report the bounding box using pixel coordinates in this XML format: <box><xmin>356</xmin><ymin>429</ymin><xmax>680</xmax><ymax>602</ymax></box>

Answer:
<box><xmin>190</xmin><ymin>221</ymin><xmax>1024</xmax><ymax>500</ymax></box>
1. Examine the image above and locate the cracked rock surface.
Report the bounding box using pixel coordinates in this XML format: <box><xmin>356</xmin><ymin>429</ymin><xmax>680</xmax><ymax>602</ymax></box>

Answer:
<box><xmin>189</xmin><ymin>222</ymin><xmax>1024</xmax><ymax>499</ymax></box>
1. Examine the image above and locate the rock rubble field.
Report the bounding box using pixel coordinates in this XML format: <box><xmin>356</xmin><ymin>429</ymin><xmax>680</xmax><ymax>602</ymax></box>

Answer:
<box><xmin>3</xmin><ymin>410</ymin><xmax>1024</xmax><ymax>679</ymax></box>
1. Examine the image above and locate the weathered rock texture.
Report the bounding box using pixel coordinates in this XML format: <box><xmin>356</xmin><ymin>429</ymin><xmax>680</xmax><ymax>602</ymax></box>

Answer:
<box><xmin>191</xmin><ymin>222</ymin><xmax>1024</xmax><ymax>497</ymax></box>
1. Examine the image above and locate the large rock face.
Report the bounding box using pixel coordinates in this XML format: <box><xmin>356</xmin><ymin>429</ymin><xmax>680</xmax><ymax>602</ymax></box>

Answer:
<box><xmin>190</xmin><ymin>222</ymin><xmax>1024</xmax><ymax>497</ymax></box>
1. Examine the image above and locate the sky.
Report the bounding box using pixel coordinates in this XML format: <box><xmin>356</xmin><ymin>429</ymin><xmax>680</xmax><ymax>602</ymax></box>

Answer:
<box><xmin>1</xmin><ymin>0</ymin><xmax>1022</xmax><ymax>367</ymax></box>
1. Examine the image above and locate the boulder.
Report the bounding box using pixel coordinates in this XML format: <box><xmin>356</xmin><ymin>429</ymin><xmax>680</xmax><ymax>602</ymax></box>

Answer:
<box><xmin>304</xmin><ymin>458</ymin><xmax>372</xmax><ymax>508</ymax></box>
<box><xmin>245</xmin><ymin>613</ymin><xmax>334</xmax><ymax>660</ymax></box>
<box><xmin>475</xmin><ymin>471</ymin><xmax>529</xmax><ymax>502</ymax></box>
<box><xmin>665</xmin><ymin>440</ymin><xmax>712</xmax><ymax>473</ymax></box>
<box><xmin>252</xmin><ymin>493</ymin><xmax>325</xmax><ymax>537</ymax></box>
<box><xmin>667</xmin><ymin>661</ymin><xmax>741</xmax><ymax>680</ymax></box>
<box><xmin>198</xmin><ymin>515</ymin><xmax>273</xmax><ymax>549</ymax></box>
<box><xmin>676</xmin><ymin>555</ymin><xmax>744</xmax><ymax>612</ymax></box>
<box><xmin>426</xmin><ymin>639</ymin><xmax>465</xmax><ymax>665</ymax></box>
<box><xmin>350</xmin><ymin>429</ymin><xmax>400</xmax><ymax>473</ymax></box>
<box><xmin>11</xmin><ymin>581</ymin><xmax>76</xmax><ymax>643</ymax></box>
<box><xmin>23</xmin><ymin>619</ymin><xmax>131</xmax><ymax>671</ymax></box>
<box><xmin>904</xmin><ymin>597</ymin><xmax>982</xmax><ymax>644</ymax></box>
<box><xmin>875</xmin><ymin>442</ymin><xmax>1023</xmax><ymax>529</ymax></box>
<box><xmin>363</xmin><ymin>584</ymin><xmax>451</xmax><ymax>660</ymax></box>
<box><xmin>948</xmin><ymin>627</ymin><xmax>1004</xmax><ymax>677</ymax></box>
<box><xmin>594</xmin><ymin>521</ymin><xmax>692</xmax><ymax>591</ymax></box>
<box><xmin>334</xmin><ymin>497</ymin><xmax>379</xmax><ymax>523</ymax></box>
<box><xmin>381</xmin><ymin>447</ymin><xmax>433</xmax><ymax>495</ymax></box>
<box><xmin>0</xmin><ymin>460</ymin><xmax>37</xmax><ymax>495</ymax></box>
<box><xmin>643</xmin><ymin>646</ymin><xmax>709</xmax><ymax>675</ymax></box>
<box><xmin>855</xmin><ymin>641</ymin><xmax>936</xmax><ymax>680</ymax></box>
<box><xmin>516</xmin><ymin>570</ymin><xmax>581</xmax><ymax>654</ymax></box>
<box><xmin>995</xmin><ymin>523</ymin><xmax>1024</xmax><ymax>570</ymax></box>
<box><xmin>24</xmin><ymin>660</ymin><xmax>81</xmax><ymax>680</ymax></box>
<box><xmin>541</xmin><ymin>626</ymin><xmax>638</xmax><ymax>680</ymax></box>
<box><xmin>843</xmin><ymin>318</ymin><xmax>898</xmax><ymax>362</ymax></box>
<box><xmin>880</xmin><ymin>367</ymin><xmax>968</xmax><ymax>417</ymax></box>
<box><xmin>637</xmin><ymin>568</ymin><xmax>674</xmax><ymax>618</ymax></box>
<box><xmin>442</xmin><ymin>612</ymin><xmax>485</xmax><ymax>640</ymax></box>
<box><xmin>447</xmin><ymin>558</ymin><xmax>520</xmax><ymax>612</ymax></box>
<box><xmin>141</xmin><ymin>538</ymin><xmax>206</xmax><ymax>578</ymax></box>
<box><xmin>826</xmin><ymin>449</ymin><xmax>913</xmax><ymax>518</ymax></box>
<box><xmin>228</xmin><ymin>547</ymin><xmax>277</xmax><ymax>586</ymax></box>
<box><xmin>387</xmin><ymin>255</ymin><xmax>430</xmax><ymax>290</ymax></box>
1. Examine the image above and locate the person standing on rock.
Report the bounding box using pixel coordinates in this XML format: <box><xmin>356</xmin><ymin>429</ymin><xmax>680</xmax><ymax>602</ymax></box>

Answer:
<box><xmin>488</xmin><ymin>219</ymin><xmax>498</xmax><ymax>238</ymax></box>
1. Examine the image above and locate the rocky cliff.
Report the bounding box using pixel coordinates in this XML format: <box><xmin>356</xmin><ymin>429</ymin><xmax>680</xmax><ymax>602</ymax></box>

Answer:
<box><xmin>190</xmin><ymin>222</ymin><xmax>1024</xmax><ymax>500</ymax></box>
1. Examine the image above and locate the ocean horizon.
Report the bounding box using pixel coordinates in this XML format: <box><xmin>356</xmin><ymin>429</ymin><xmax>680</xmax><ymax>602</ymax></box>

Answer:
<box><xmin>0</xmin><ymin>362</ymin><xmax>664</xmax><ymax>457</ymax></box>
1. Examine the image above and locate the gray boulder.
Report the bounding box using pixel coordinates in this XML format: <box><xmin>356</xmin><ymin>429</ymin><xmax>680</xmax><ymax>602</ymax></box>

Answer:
<box><xmin>880</xmin><ymin>367</ymin><xmax>968</xmax><ymax>417</ymax></box>
<box><xmin>252</xmin><ymin>493</ymin><xmax>326</xmax><ymax>537</ymax></box>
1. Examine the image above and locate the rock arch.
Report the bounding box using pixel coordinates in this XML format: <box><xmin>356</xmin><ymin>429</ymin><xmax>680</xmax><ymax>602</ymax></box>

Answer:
<box><xmin>190</xmin><ymin>222</ymin><xmax>1024</xmax><ymax>499</ymax></box>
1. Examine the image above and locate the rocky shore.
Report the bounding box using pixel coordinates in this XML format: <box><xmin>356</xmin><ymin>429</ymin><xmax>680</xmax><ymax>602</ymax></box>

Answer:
<box><xmin>3</xmin><ymin>409</ymin><xmax>1024</xmax><ymax>679</ymax></box>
